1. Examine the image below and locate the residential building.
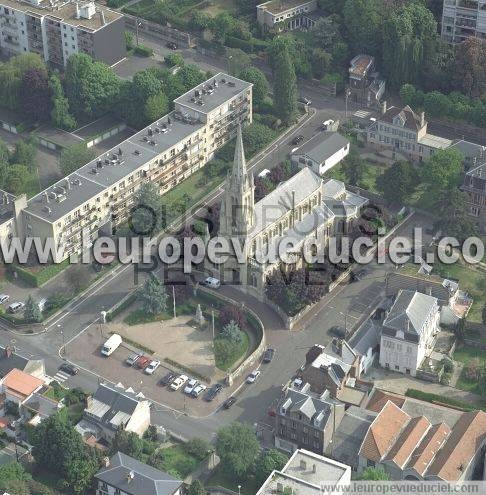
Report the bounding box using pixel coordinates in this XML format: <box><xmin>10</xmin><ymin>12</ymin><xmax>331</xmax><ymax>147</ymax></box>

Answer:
<box><xmin>450</xmin><ymin>139</ymin><xmax>486</xmax><ymax>170</ymax></box>
<box><xmin>256</xmin><ymin>449</ymin><xmax>351</xmax><ymax>495</ymax></box>
<box><xmin>367</xmin><ymin>103</ymin><xmax>452</xmax><ymax>162</ymax></box>
<box><xmin>349</xmin><ymin>317</ymin><xmax>383</xmax><ymax>375</ymax></box>
<box><xmin>75</xmin><ymin>382</ymin><xmax>151</xmax><ymax>442</ymax></box>
<box><xmin>275</xmin><ymin>381</ymin><xmax>345</xmax><ymax>455</ymax></box>
<box><xmin>358</xmin><ymin>399</ymin><xmax>486</xmax><ymax>481</ymax></box>
<box><xmin>0</xmin><ymin>368</ymin><xmax>44</xmax><ymax>412</ymax></box>
<box><xmin>256</xmin><ymin>0</ymin><xmax>318</xmax><ymax>32</ymax></box>
<box><xmin>4</xmin><ymin>73</ymin><xmax>252</xmax><ymax>262</ymax></box>
<box><xmin>213</xmin><ymin>135</ymin><xmax>367</xmax><ymax>296</ymax></box>
<box><xmin>348</xmin><ymin>55</ymin><xmax>386</xmax><ymax>108</ymax></box>
<box><xmin>94</xmin><ymin>452</ymin><xmax>183</xmax><ymax>495</ymax></box>
<box><xmin>291</xmin><ymin>132</ymin><xmax>350</xmax><ymax>175</ymax></box>
<box><xmin>462</xmin><ymin>162</ymin><xmax>486</xmax><ymax>233</ymax></box>
<box><xmin>441</xmin><ymin>0</ymin><xmax>486</xmax><ymax>43</ymax></box>
<box><xmin>379</xmin><ymin>290</ymin><xmax>440</xmax><ymax>376</ymax></box>
<box><xmin>0</xmin><ymin>0</ymin><xmax>125</xmax><ymax>67</ymax></box>
<box><xmin>0</xmin><ymin>190</ymin><xmax>26</xmax><ymax>246</ymax></box>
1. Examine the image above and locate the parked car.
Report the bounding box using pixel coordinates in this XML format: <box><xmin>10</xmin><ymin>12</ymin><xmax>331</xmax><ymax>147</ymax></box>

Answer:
<box><xmin>184</xmin><ymin>378</ymin><xmax>198</xmax><ymax>395</ymax></box>
<box><xmin>329</xmin><ymin>325</ymin><xmax>346</xmax><ymax>338</ymax></box>
<box><xmin>290</xmin><ymin>135</ymin><xmax>304</xmax><ymax>146</ymax></box>
<box><xmin>145</xmin><ymin>360</ymin><xmax>161</xmax><ymax>375</ymax></box>
<box><xmin>126</xmin><ymin>353</ymin><xmax>141</xmax><ymax>367</ymax></box>
<box><xmin>59</xmin><ymin>363</ymin><xmax>78</xmax><ymax>376</ymax></box>
<box><xmin>159</xmin><ymin>372</ymin><xmax>177</xmax><ymax>387</ymax></box>
<box><xmin>167</xmin><ymin>41</ymin><xmax>177</xmax><ymax>50</ymax></box>
<box><xmin>258</xmin><ymin>169</ymin><xmax>271</xmax><ymax>179</ymax></box>
<box><xmin>298</xmin><ymin>96</ymin><xmax>312</xmax><ymax>105</ymax></box>
<box><xmin>263</xmin><ymin>348</ymin><xmax>275</xmax><ymax>363</ymax></box>
<box><xmin>223</xmin><ymin>396</ymin><xmax>236</xmax><ymax>409</ymax></box>
<box><xmin>246</xmin><ymin>370</ymin><xmax>261</xmax><ymax>383</ymax></box>
<box><xmin>0</xmin><ymin>294</ymin><xmax>9</xmax><ymax>304</ymax></box>
<box><xmin>203</xmin><ymin>276</ymin><xmax>221</xmax><ymax>289</ymax></box>
<box><xmin>135</xmin><ymin>356</ymin><xmax>151</xmax><ymax>369</ymax></box>
<box><xmin>170</xmin><ymin>374</ymin><xmax>188</xmax><ymax>391</ymax></box>
<box><xmin>7</xmin><ymin>302</ymin><xmax>24</xmax><ymax>314</ymax></box>
<box><xmin>351</xmin><ymin>269</ymin><xmax>366</xmax><ymax>282</ymax></box>
<box><xmin>191</xmin><ymin>384</ymin><xmax>207</xmax><ymax>398</ymax></box>
<box><xmin>321</xmin><ymin>119</ymin><xmax>334</xmax><ymax>130</ymax></box>
<box><xmin>204</xmin><ymin>383</ymin><xmax>223</xmax><ymax>402</ymax></box>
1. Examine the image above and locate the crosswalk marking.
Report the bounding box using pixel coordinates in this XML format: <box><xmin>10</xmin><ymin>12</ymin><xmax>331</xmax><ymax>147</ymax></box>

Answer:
<box><xmin>52</xmin><ymin>371</ymin><xmax>70</xmax><ymax>383</ymax></box>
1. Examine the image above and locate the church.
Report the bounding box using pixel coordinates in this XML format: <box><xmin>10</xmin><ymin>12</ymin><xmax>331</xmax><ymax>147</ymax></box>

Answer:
<box><xmin>208</xmin><ymin>126</ymin><xmax>368</xmax><ymax>299</ymax></box>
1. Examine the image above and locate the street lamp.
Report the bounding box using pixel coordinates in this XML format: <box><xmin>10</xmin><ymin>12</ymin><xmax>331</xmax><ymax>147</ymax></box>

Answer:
<box><xmin>238</xmin><ymin>485</ymin><xmax>241</xmax><ymax>495</ymax></box>
<box><xmin>135</xmin><ymin>17</ymin><xmax>143</xmax><ymax>46</ymax></box>
<box><xmin>58</xmin><ymin>324</ymin><xmax>66</xmax><ymax>359</ymax></box>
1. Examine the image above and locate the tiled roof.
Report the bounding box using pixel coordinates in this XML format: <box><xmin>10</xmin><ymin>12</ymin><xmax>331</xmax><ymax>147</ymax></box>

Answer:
<box><xmin>1</xmin><ymin>368</ymin><xmax>43</xmax><ymax>397</ymax></box>
<box><xmin>384</xmin><ymin>416</ymin><xmax>430</xmax><ymax>468</ymax></box>
<box><xmin>426</xmin><ymin>411</ymin><xmax>486</xmax><ymax>481</ymax></box>
<box><xmin>379</xmin><ymin>105</ymin><xmax>424</xmax><ymax>131</ymax></box>
<box><xmin>359</xmin><ymin>401</ymin><xmax>410</xmax><ymax>462</ymax></box>
<box><xmin>406</xmin><ymin>423</ymin><xmax>451</xmax><ymax>476</ymax></box>
<box><xmin>366</xmin><ymin>389</ymin><xmax>406</xmax><ymax>413</ymax></box>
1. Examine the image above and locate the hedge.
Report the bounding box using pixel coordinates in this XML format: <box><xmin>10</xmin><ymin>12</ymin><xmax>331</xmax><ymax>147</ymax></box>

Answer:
<box><xmin>225</xmin><ymin>35</ymin><xmax>253</xmax><ymax>53</ymax></box>
<box><xmin>164</xmin><ymin>357</ymin><xmax>211</xmax><ymax>383</ymax></box>
<box><xmin>12</xmin><ymin>259</ymin><xmax>71</xmax><ymax>287</ymax></box>
<box><xmin>134</xmin><ymin>44</ymin><xmax>153</xmax><ymax>57</ymax></box>
<box><xmin>105</xmin><ymin>290</ymin><xmax>138</xmax><ymax>322</ymax></box>
<box><xmin>405</xmin><ymin>388</ymin><xmax>481</xmax><ymax>411</ymax></box>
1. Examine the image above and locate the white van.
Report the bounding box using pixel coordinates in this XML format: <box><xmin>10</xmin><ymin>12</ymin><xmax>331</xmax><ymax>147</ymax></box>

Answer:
<box><xmin>38</xmin><ymin>298</ymin><xmax>47</xmax><ymax>312</ymax></box>
<box><xmin>203</xmin><ymin>277</ymin><xmax>221</xmax><ymax>289</ymax></box>
<box><xmin>101</xmin><ymin>334</ymin><xmax>122</xmax><ymax>356</ymax></box>
<box><xmin>258</xmin><ymin>169</ymin><xmax>271</xmax><ymax>179</ymax></box>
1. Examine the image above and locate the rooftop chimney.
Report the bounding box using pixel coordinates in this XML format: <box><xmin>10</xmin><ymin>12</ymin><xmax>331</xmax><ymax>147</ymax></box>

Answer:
<box><xmin>102</xmin><ymin>456</ymin><xmax>110</xmax><ymax>468</ymax></box>
<box><xmin>100</xmin><ymin>11</ymin><xmax>106</xmax><ymax>26</ymax></box>
<box><xmin>420</xmin><ymin>111</ymin><xmax>425</xmax><ymax>128</ymax></box>
<box><xmin>127</xmin><ymin>471</ymin><xmax>135</xmax><ymax>483</ymax></box>
<box><xmin>5</xmin><ymin>346</ymin><xmax>12</xmax><ymax>358</ymax></box>
<box><xmin>300</xmin><ymin>459</ymin><xmax>307</xmax><ymax>470</ymax></box>
<box><xmin>75</xmin><ymin>2</ymin><xmax>80</xmax><ymax>19</ymax></box>
<box><xmin>381</xmin><ymin>100</ymin><xmax>387</xmax><ymax>115</ymax></box>
<box><xmin>44</xmin><ymin>191</ymin><xmax>50</xmax><ymax>203</ymax></box>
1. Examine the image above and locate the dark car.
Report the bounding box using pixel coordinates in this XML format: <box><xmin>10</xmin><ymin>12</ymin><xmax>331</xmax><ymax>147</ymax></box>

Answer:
<box><xmin>167</xmin><ymin>41</ymin><xmax>177</xmax><ymax>50</ymax></box>
<box><xmin>329</xmin><ymin>325</ymin><xmax>346</xmax><ymax>339</ymax></box>
<box><xmin>290</xmin><ymin>135</ymin><xmax>304</xmax><ymax>146</ymax></box>
<box><xmin>263</xmin><ymin>348</ymin><xmax>275</xmax><ymax>363</ymax></box>
<box><xmin>223</xmin><ymin>396</ymin><xmax>236</xmax><ymax>409</ymax></box>
<box><xmin>351</xmin><ymin>269</ymin><xmax>366</xmax><ymax>282</ymax></box>
<box><xmin>204</xmin><ymin>383</ymin><xmax>223</xmax><ymax>402</ymax></box>
<box><xmin>159</xmin><ymin>372</ymin><xmax>177</xmax><ymax>386</ymax></box>
<box><xmin>59</xmin><ymin>363</ymin><xmax>78</xmax><ymax>376</ymax></box>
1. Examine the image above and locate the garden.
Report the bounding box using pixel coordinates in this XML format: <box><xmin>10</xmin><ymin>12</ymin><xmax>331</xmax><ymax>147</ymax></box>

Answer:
<box><xmin>453</xmin><ymin>346</ymin><xmax>486</xmax><ymax>397</ymax></box>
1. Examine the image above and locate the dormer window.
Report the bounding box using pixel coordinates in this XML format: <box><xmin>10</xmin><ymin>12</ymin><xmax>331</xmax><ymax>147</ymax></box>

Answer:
<box><xmin>393</xmin><ymin>114</ymin><xmax>405</xmax><ymax>127</ymax></box>
<box><xmin>396</xmin><ymin>330</ymin><xmax>405</xmax><ymax>339</ymax></box>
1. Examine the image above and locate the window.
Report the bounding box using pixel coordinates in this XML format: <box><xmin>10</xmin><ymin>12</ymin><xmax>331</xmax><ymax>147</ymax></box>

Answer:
<box><xmin>367</xmin><ymin>460</ymin><xmax>375</xmax><ymax>468</ymax></box>
<box><xmin>395</xmin><ymin>365</ymin><xmax>400</xmax><ymax>371</ymax></box>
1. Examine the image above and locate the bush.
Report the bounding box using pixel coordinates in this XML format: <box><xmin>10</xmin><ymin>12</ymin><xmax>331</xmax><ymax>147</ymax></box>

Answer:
<box><xmin>219</xmin><ymin>305</ymin><xmax>246</xmax><ymax>330</ymax></box>
<box><xmin>165</xmin><ymin>53</ymin><xmax>185</xmax><ymax>68</ymax></box>
<box><xmin>225</xmin><ymin>35</ymin><xmax>253</xmax><ymax>53</ymax></box>
<box><xmin>134</xmin><ymin>44</ymin><xmax>153</xmax><ymax>57</ymax></box>
<box><xmin>184</xmin><ymin>437</ymin><xmax>211</xmax><ymax>460</ymax></box>
<box><xmin>405</xmin><ymin>388</ymin><xmax>476</xmax><ymax>411</ymax></box>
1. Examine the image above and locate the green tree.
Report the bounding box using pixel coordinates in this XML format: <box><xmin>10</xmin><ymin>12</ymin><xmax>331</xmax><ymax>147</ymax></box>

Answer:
<box><xmin>125</xmin><ymin>31</ymin><xmax>134</xmax><ymax>51</ymax></box>
<box><xmin>400</xmin><ymin>84</ymin><xmax>417</xmax><ymax>106</ymax></box>
<box><xmin>185</xmin><ymin>437</ymin><xmax>211</xmax><ymax>460</ymax></box>
<box><xmin>343</xmin><ymin>0</ymin><xmax>383</xmax><ymax>56</ymax></box>
<box><xmin>111</xmin><ymin>429</ymin><xmax>144</xmax><ymax>460</ymax></box>
<box><xmin>131</xmin><ymin>182</ymin><xmax>165</xmax><ymax>235</ymax></box>
<box><xmin>139</xmin><ymin>273</ymin><xmax>168</xmax><ymax>315</ymax></box>
<box><xmin>215</xmin><ymin>422</ymin><xmax>260</xmax><ymax>477</ymax></box>
<box><xmin>50</xmin><ymin>73</ymin><xmax>77</xmax><ymax>131</ymax></box>
<box><xmin>311</xmin><ymin>16</ymin><xmax>340</xmax><ymax>51</ymax></box>
<box><xmin>165</xmin><ymin>53</ymin><xmax>185</xmax><ymax>68</ymax></box>
<box><xmin>421</xmin><ymin>148</ymin><xmax>463</xmax><ymax>195</ymax></box>
<box><xmin>341</xmin><ymin>149</ymin><xmax>365</xmax><ymax>186</ymax></box>
<box><xmin>214</xmin><ymin>338</ymin><xmax>239</xmax><ymax>367</ymax></box>
<box><xmin>453</xmin><ymin>37</ymin><xmax>486</xmax><ymax>98</ymax></box>
<box><xmin>65</xmin><ymin>53</ymin><xmax>121</xmax><ymax>120</ymax></box>
<box><xmin>60</xmin><ymin>142</ymin><xmax>96</xmax><ymax>176</ymax></box>
<box><xmin>211</xmin><ymin>12</ymin><xmax>237</xmax><ymax>42</ymax></box>
<box><xmin>4</xmin><ymin>164</ymin><xmax>29</xmax><ymax>195</ymax></box>
<box><xmin>24</xmin><ymin>295</ymin><xmax>42</xmax><ymax>322</ymax></box>
<box><xmin>177</xmin><ymin>64</ymin><xmax>207</xmax><ymax>91</ymax></box>
<box><xmin>238</xmin><ymin>67</ymin><xmax>269</xmax><ymax>107</ymax></box>
<box><xmin>19</xmin><ymin>68</ymin><xmax>52</xmax><ymax>121</ymax></box>
<box><xmin>145</xmin><ymin>91</ymin><xmax>169</xmax><ymax>122</ymax></box>
<box><xmin>311</xmin><ymin>48</ymin><xmax>332</xmax><ymax>79</ymax></box>
<box><xmin>359</xmin><ymin>467</ymin><xmax>390</xmax><ymax>480</ymax></box>
<box><xmin>12</xmin><ymin>137</ymin><xmax>37</xmax><ymax>171</ymax></box>
<box><xmin>220</xmin><ymin>320</ymin><xmax>242</xmax><ymax>343</ymax></box>
<box><xmin>255</xmin><ymin>449</ymin><xmax>288</xmax><ymax>483</ymax></box>
<box><xmin>188</xmin><ymin>480</ymin><xmax>206</xmax><ymax>495</ymax></box>
<box><xmin>273</xmin><ymin>48</ymin><xmax>297</xmax><ymax>125</ymax></box>
<box><xmin>376</xmin><ymin>161</ymin><xmax>417</xmax><ymax>204</ymax></box>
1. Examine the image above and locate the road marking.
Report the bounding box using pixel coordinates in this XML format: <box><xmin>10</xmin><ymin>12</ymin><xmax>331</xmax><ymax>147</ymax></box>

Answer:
<box><xmin>52</xmin><ymin>371</ymin><xmax>70</xmax><ymax>383</ymax></box>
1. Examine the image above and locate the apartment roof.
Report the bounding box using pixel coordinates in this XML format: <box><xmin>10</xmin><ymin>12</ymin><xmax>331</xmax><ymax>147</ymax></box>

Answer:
<box><xmin>380</xmin><ymin>105</ymin><xmax>424</xmax><ymax>131</ymax></box>
<box><xmin>174</xmin><ymin>73</ymin><xmax>252</xmax><ymax>115</ymax></box>
<box><xmin>279</xmin><ymin>388</ymin><xmax>332</xmax><ymax>430</ymax></box>
<box><xmin>359</xmin><ymin>401</ymin><xmax>410</xmax><ymax>462</ymax></box>
<box><xmin>291</xmin><ymin>132</ymin><xmax>350</xmax><ymax>164</ymax></box>
<box><xmin>383</xmin><ymin>290</ymin><xmax>438</xmax><ymax>338</ymax></box>
<box><xmin>426</xmin><ymin>410</ymin><xmax>486</xmax><ymax>481</ymax></box>
<box><xmin>323</xmin><ymin>179</ymin><xmax>368</xmax><ymax>218</ymax></box>
<box><xmin>349</xmin><ymin>55</ymin><xmax>374</xmax><ymax>78</ymax></box>
<box><xmin>95</xmin><ymin>452</ymin><xmax>182</xmax><ymax>495</ymax></box>
<box><xmin>1</xmin><ymin>368</ymin><xmax>43</xmax><ymax>398</ymax></box>
<box><xmin>257</xmin><ymin>0</ymin><xmax>316</xmax><ymax>15</ymax></box>
<box><xmin>1</xmin><ymin>0</ymin><xmax>122</xmax><ymax>31</ymax></box>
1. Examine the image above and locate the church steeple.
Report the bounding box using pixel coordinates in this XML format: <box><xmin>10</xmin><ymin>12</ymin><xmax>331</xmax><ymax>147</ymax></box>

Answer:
<box><xmin>229</xmin><ymin>125</ymin><xmax>251</xmax><ymax>192</ymax></box>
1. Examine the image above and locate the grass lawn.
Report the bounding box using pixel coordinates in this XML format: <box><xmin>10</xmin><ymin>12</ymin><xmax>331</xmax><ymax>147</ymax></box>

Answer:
<box><xmin>198</xmin><ymin>0</ymin><xmax>237</xmax><ymax>16</ymax></box>
<box><xmin>206</xmin><ymin>466</ymin><xmax>260</xmax><ymax>495</ymax></box>
<box><xmin>215</xmin><ymin>331</ymin><xmax>250</xmax><ymax>371</ymax></box>
<box><xmin>326</xmin><ymin>159</ymin><xmax>387</xmax><ymax>195</ymax></box>
<box><xmin>124</xmin><ymin>308</ymin><xmax>172</xmax><ymax>325</ymax></box>
<box><xmin>157</xmin><ymin>444</ymin><xmax>199</xmax><ymax>478</ymax></box>
<box><xmin>453</xmin><ymin>346</ymin><xmax>486</xmax><ymax>394</ymax></box>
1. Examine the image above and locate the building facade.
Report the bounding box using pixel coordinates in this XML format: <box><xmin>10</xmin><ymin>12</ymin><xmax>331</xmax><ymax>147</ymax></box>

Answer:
<box><xmin>256</xmin><ymin>0</ymin><xmax>318</xmax><ymax>32</ymax></box>
<box><xmin>1</xmin><ymin>73</ymin><xmax>252</xmax><ymax>263</ymax></box>
<box><xmin>379</xmin><ymin>290</ymin><xmax>440</xmax><ymax>377</ymax></box>
<box><xmin>461</xmin><ymin>163</ymin><xmax>486</xmax><ymax>233</ymax></box>
<box><xmin>0</xmin><ymin>0</ymin><xmax>125</xmax><ymax>67</ymax></box>
<box><xmin>441</xmin><ymin>0</ymin><xmax>486</xmax><ymax>43</ymax></box>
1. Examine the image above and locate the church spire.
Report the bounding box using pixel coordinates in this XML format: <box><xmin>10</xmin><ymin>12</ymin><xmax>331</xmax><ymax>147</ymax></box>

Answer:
<box><xmin>231</xmin><ymin>125</ymin><xmax>250</xmax><ymax>190</ymax></box>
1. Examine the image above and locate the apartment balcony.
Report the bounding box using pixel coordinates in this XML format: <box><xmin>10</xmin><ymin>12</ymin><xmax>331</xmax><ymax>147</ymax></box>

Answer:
<box><xmin>2</xmin><ymin>37</ymin><xmax>19</xmax><ymax>47</ymax></box>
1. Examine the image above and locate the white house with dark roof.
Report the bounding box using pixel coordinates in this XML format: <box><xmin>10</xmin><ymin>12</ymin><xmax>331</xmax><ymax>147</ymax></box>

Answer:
<box><xmin>291</xmin><ymin>132</ymin><xmax>350</xmax><ymax>175</ymax></box>
<box><xmin>379</xmin><ymin>290</ymin><xmax>440</xmax><ymax>376</ymax></box>
<box><xmin>95</xmin><ymin>452</ymin><xmax>183</xmax><ymax>495</ymax></box>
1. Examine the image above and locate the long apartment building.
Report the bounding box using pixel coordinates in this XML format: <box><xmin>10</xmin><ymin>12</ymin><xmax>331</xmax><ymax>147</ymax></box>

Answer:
<box><xmin>0</xmin><ymin>0</ymin><xmax>125</xmax><ymax>67</ymax></box>
<box><xmin>441</xmin><ymin>0</ymin><xmax>486</xmax><ymax>43</ymax></box>
<box><xmin>8</xmin><ymin>73</ymin><xmax>252</xmax><ymax>262</ymax></box>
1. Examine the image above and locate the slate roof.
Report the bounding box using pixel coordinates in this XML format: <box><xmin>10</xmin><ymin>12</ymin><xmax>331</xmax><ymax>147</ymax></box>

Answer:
<box><xmin>383</xmin><ymin>290</ymin><xmax>437</xmax><ymax>338</ymax></box>
<box><xmin>323</xmin><ymin>179</ymin><xmax>368</xmax><ymax>219</ymax></box>
<box><xmin>291</xmin><ymin>132</ymin><xmax>350</xmax><ymax>164</ymax></box>
<box><xmin>95</xmin><ymin>452</ymin><xmax>182</xmax><ymax>495</ymax></box>
<box><xmin>279</xmin><ymin>388</ymin><xmax>332</xmax><ymax>430</ymax></box>
<box><xmin>0</xmin><ymin>348</ymin><xmax>28</xmax><ymax>378</ymax></box>
<box><xmin>379</xmin><ymin>105</ymin><xmax>424</xmax><ymax>131</ymax></box>
<box><xmin>349</xmin><ymin>318</ymin><xmax>382</xmax><ymax>356</ymax></box>
<box><xmin>450</xmin><ymin>139</ymin><xmax>486</xmax><ymax>161</ymax></box>
<box><xmin>23</xmin><ymin>392</ymin><xmax>59</xmax><ymax>419</ymax></box>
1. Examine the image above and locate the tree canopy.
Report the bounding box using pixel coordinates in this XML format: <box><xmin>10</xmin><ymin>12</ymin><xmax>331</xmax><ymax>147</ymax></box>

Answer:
<box><xmin>139</xmin><ymin>273</ymin><xmax>168</xmax><ymax>315</ymax></box>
